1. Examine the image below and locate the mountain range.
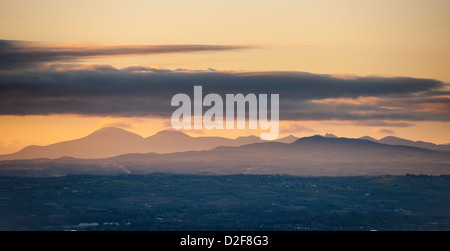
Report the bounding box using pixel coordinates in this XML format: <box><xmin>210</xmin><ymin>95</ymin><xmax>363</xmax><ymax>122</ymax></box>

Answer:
<box><xmin>0</xmin><ymin>127</ymin><xmax>298</xmax><ymax>161</ymax></box>
<box><xmin>359</xmin><ymin>136</ymin><xmax>450</xmax><ymax>151</ymax></box>
<box><xmin>0</xmin><ymin>129</ymin><xmax>448</xmax><ymax>177</ymax></box>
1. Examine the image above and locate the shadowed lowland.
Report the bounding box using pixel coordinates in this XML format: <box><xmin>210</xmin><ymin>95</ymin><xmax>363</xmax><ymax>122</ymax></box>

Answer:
<box><xmin>0</xmin><ymin>128</ymin><xmax>448</xmax><ymax>177</ymax></box>
<box><xmin>1</xmin><ymin>174</ymin><xmax>450</xmax><ymax>231</ymax></box>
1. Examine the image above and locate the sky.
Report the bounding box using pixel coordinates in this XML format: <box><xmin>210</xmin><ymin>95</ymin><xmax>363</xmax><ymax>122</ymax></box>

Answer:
<box><xmin>0</xmin><ymin>0</ymin><xmax>450</xmax><ymax>154</ymax></box>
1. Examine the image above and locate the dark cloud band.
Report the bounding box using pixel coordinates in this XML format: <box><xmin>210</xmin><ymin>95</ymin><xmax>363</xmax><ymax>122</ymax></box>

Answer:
<box><xmin>0</xmin><ymin>66</ymin><xmax>448</xmax><ymax>122</ymax></box>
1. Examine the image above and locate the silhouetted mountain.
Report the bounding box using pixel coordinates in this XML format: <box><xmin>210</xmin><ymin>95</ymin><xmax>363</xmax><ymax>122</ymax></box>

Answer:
<box><xmin>275</xmin><ymin>135</ymin><xmax>298</xmax><ymax>144</ymax></box>
<box><xmin>360</xmin><ymin>135</ymin><xmax>450</xmax><ymax>151</ymax></box>
<box><xmin>0</xmin><ymin>128</ymin><xmax>297</xmax><ymax>161</ymax></box>
<box><xmin>214</xmin><ymin>135</ymin><xmax>437</xmax><ymax>162</ymax></box>
<box><xmin>359</xmin><ymin>136</ymin><xmax>378</xmax><ymax>141</ymax></box>
<box><xmin>1</xmin><ymin>135</ymin><xmax>448</xmax><ymax>177</ymax></box>
<box><xmin>0</xmin><ymin>127</ymin><xmax>145</xmax><ymax>160</ymax></box>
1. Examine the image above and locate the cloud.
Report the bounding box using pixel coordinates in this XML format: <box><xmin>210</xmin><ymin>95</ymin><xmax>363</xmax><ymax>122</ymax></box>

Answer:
<box><xmin>0</xmin><ymin>40</ymin><xmax>254</xmax><ymax>70</ymax></box>
<box><xmin>0</xmin><ymin>66</ymin><xmax>448</xmax><ymax>124</ymax></box>
<box><xmin>279</xmin><ymin>121</ymin><xmax>316</xmax><ymax>134</ymax></box>
<box><xmin>0</xmin><ymin>138</ymin><xmax>25</xmax><ymax>155</ymax></box>
<box><xmin>326</xmin><ymin>120</ymin><xmax>415</xmax><ymax>127</ymax></box>
<box><xmin>370</xmin><ymin>128</ymin><xmax>396</xmax><ymax>135</ymax></box>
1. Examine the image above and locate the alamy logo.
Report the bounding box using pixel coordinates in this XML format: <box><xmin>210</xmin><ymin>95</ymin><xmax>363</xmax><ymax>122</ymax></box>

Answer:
<box><xmin>171</xmin><ymin>86</ymin><xmax>279</xmax><ymax>140</ymax></box>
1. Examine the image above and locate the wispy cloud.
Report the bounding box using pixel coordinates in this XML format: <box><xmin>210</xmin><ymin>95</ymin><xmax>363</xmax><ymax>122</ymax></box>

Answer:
<box><xmin>371</xmin><ymin>128</ymin><xmax>396</xmax><ymax>135</ymax></box>
<box><xmin>325</xmin><ymin>120</ymin><xmax>415</xmax><ymax>128</ymax></box>
<box><xmin>279</xmin><ymin>121</ymin><xmax>316</xmax><ymax>134</ymax></box>
<box><xmin>0</xmin><ymin>40</ymin><xmax>254</xmax><ymax>70</ymax></box>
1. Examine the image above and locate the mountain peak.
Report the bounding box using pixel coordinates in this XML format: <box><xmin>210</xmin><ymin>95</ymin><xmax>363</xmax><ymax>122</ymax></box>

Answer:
<box><xmin>88</xmin><ymin>127</ymin><xmax>143</xmax><ymax>139</ymax></box>
<box><xmin>379</xmin><ymin>136</ymin><xmax>415</xmax><ymax>145</ymax></box>
<box><xmin>325</xmin><ymin>133</ymin><xmax>338</xmax><ymax>138</ymax></box>
<box><xmin>294</xmin><ymin>135</ymin><xmax>381</xmax><ymax>145</ymax></box>
<box><xmin>276</xmin><ymin>135</ymin><xmax>298</xmax><ymax>144</ymax></box>
<box><xmin>380</xmin><ymin>136</ymin><xmax>403</xmax><ymax>141</ymax></box>
<box><xmin>360</xmin><ymin>136</ymin><xmax>377</xmax><ymax>142</ymax></box>
<box><xmin>295</xmin><ymin>135</ymin><xmax>327</xmax><ymax>142</ymax></box>
<box><xmin>149</xmin><ymin>130</ymin><xmax>191</xmax><ymax>139</ymax></box>
<box><xmin>91</xmin><ymin>127</ymin><xmax>131</xmax><ymax>134</ymax></box>
<box><xmin>236</xmin><ymin>135</ymin><xmax>259</xmax><ymax>140</ymax></box>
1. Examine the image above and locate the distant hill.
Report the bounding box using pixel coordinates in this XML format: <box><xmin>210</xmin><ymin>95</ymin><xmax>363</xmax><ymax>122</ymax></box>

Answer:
<box><xmin>324</xmin><ymin>133</ymin><xmax>338</xmax><ymax>138</ymax></box>
<box><xmin>0</xmin><ymin>127</ymin><xmax>298</xmax><ymax>161</ymax></box>
<box><xmin>1</xmin><ymin>135</ymin><xmax>448</xmax><ymax>177</ymax></box>
<box><xmin>0</xmin><ymin>127</ymin><xmax>145</xmax><ymax>160</ymax></box>
<box><xmin>359</xmin><ymin>135</ymin><xmax>450</xmax><ymax>151</ymax></box>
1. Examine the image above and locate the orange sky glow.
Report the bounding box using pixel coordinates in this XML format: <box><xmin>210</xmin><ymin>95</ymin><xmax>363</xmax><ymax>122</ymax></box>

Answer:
<box><xmin>0</xmin><ymin>0</ymin><xmax>449</xmax><ymax>154</ymax></box>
